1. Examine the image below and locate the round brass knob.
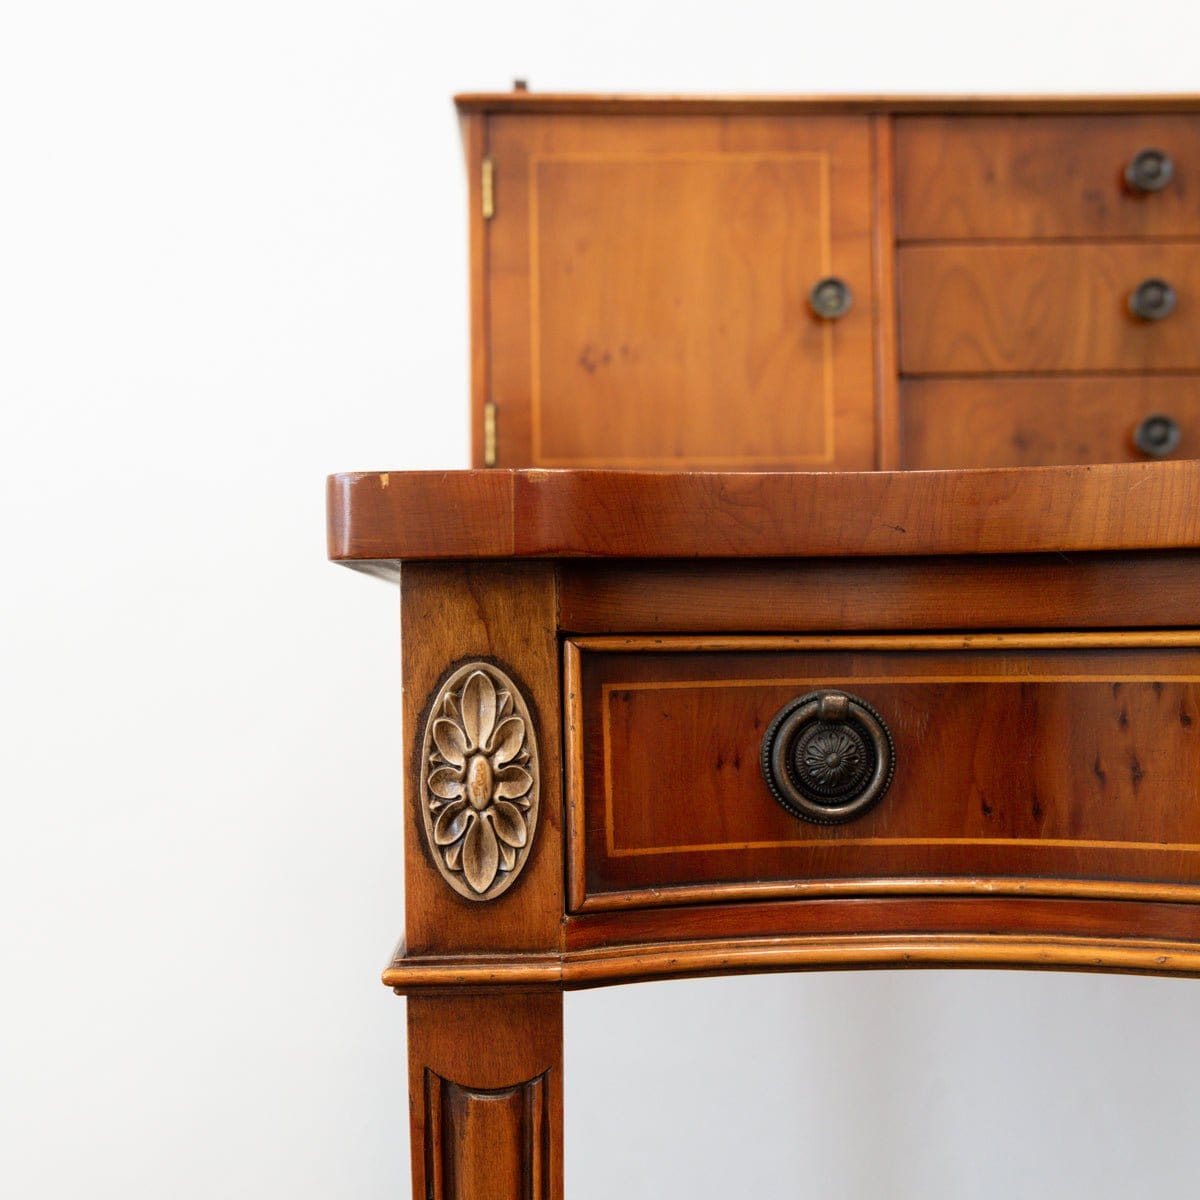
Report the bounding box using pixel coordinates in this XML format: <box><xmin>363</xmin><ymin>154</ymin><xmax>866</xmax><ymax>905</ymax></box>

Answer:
<box><xmin>1128</xmin><ymin>278</ymin><xmax>1177</xmax><ymax>321</ymax></box>
<box><xmin>809</xmin><ymin>276</ymin><xmax>853</xmax><ymax>321</ymax></box>
<box><xmin>760</xmin><ymin>690</ymin><xmax>894</xmax><ymax>825</ymax></box>
<box><xmin>1133</xmin><ymin>413</ymin><xmax>1181</xmax><ymax>457</ymax></box>
<box><xmin>1125</xmin><ymin>148</ymin><xmax>1175</xmax><ymax>193</ymax></box>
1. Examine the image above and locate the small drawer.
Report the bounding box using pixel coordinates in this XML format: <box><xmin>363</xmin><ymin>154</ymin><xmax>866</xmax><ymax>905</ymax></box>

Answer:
<box><xmin>901</xmin><ymin>376</ymin><xmax>1200</xmax><ymax>468</ymax></box>
<box><xmin>567</xmin><ymin>637</ymin><xmax>1200</xmax><ymax>911</ymax></box>
<box><xmin>898</xmin><ymin>242</ymin><xmax>1200</xmax><ymax>374</ymax></box>
<box><xmin>895</xmin><ymin>115</ymin><xmax>1200</xmax><ymax>240</ymax></box>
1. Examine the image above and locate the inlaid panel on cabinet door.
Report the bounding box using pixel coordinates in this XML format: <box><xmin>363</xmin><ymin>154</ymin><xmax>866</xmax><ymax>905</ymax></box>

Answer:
<box><xmin>566</xmin><ymin>638</ymin><xmax>1200</xmax><ymax>910</ymax></box>
<box><xmin>485</xmin><ymin>114</ymin><xmax>877</xmax><ymax>470</ymax></box>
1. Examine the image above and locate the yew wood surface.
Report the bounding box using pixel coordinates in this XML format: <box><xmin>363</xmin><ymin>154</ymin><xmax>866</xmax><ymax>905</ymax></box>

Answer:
<box><xmin>557</xmin><ymin>553</ymin><xmax>1200</xmax><ymax>633</ymax></box>
<box><xmin>327</xmin><ymin>462</ymin><xmax>1200</xmax><ymax>562</ymax></box>
<box><xmin>457</xmin><ymin>95</ymin><xmax>1200</xmax><ymax>116</ymax></box>
<box><xmin>563</xmin><ymin>895</ymin><xmax>1200</xmax><ymax>956</ymax></box>
<box><xmin>385</xmin><ymin>900</ymin><xmax>1200</xmax><ymax>991</ymax></box>
<box><xmin>400</xmin><ymin>563</ymin><xmax>564</xmax><ymax>956</ymax></box>
<box><xmin>899</xmin><ymin>242</ymin><xmax>1200</xmax><ymax>374</ymax></box>
<box><xmin>408</xmin><ymin>992</ymin><xmax>563</xmax><ymax>1200</ymax></box>
<box><xmin>871</xmin><ymin>117</ymin><xmax>903</xmax><ymax>468</ymax></box>
<box><xmin>895</xmin><ymin>115</ymin><xmax>1200</xmax><ymax>241</ymax></box>
<box><xmin>901</xmin><ymin>376</ymin><xmax>1200</xmax><ymax>468</ymax></box>
<box><xmin>572</xmin><ymin>642</ymin><xmax>1200</xmax><ymax>905</ymax></box>
<box><xmin>486</xmin><ymin>114</ymin><xmax>876</xmax><ymax>470</ymax></box>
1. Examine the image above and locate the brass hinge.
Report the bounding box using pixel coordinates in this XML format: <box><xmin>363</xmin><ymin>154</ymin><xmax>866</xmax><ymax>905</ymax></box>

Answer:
<box><xmin>483</xmin><ymin>402</ymin><xmax>497</xmax><ymax>466</ymax></box>
<box><xmin>481</xmin><ymin>156</ymin><xmax>495</xmax><ymax>220</ymax></box>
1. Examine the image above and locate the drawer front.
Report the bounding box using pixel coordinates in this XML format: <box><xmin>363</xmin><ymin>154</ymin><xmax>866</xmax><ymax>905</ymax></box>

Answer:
<box><xmin>898</xmin><ymin>242</ymin><xmax>1200</xmax><ymax>373</ymax></box>
<box><xmin>895</xmin><ymin>115</ymin><xmax>1200</xmax><ymax>240</ymax></box>
<box><xmin>901</xmin><ymin>376</ymin><xmax>1200</xmax><ymax>468</ymax></box>
<box><xmin>567</xmin><ymin>637</ymin><xmax>1200</xmax><ymax>910</ymax></box>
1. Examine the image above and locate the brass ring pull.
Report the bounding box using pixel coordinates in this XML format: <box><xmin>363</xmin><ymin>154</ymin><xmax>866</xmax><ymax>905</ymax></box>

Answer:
<box><xmin>760</xmin><ymin>690</ymin><xmax>895</xmax><ymax>825</ymax></box>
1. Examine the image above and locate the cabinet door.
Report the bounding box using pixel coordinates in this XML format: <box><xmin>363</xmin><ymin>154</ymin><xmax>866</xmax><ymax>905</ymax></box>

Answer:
<box><xmin>484</xmin><ymin>115</ymin><xmax>877</xmax><ymax>470</ymax></box>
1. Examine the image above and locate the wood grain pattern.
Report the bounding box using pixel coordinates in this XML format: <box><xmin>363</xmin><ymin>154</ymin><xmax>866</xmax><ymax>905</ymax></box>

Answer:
<box><xmin>327</xmin><ymin>463</ymin><xmax>1200</xmax><ymax>561</ymax></box>
<box><xmin>555</xmin><ymin>875</ymin><xmax>1200</xmax><ymax>916</ymax></box>
<box><xmin>400</xmin><ymin>563</ymin><xmax>563</xmax><ymax>956</ymax></box>
<box><xmin>572</xmin><ymin>641</ymin><xmax>1200</xmax><ymax>905</ymax></box>
<box><xmin>409</xmin><ymin>992</ymin><xmax>562</xmax><ymax>1200</ymax></box>
<box><xmin>557</xmin><ymin>553</ymin><xmax>1200</xmax><ymax>634</ymax></box>
<box><xmin>571</xmin><ymin>631</ymin><xmax>1200</xmax><ymax>651</ymax></box>
<box><xmin>563</xmin><ymin>640</ymin><xmax>588</xmax><ymax>913</ymax></box>
<box><xmin>384</xmin><ymin>889</ymin><xmax>1200</xmax><ymax>990</ymax></box>
<box><xmin>385</xmin><ymin>929</ymin><xmax>1200</xmax><ymax>992</ymax></box>
<box><xmin>896</xmin><ymin>115</ymin><xmax>1200</xmax><ymax>240</ymax></box>
<box><xmin>563</xmin><ymin>894</ymin><xmax>1200</xmax><ymax>957</ymax></box>
<box><xmin>328</xmin><ymin>471</ymin><xmax>515</xmax><ymax>560</ymax></box>
<box><xmin>423</xmin><ymin>1071</ymin><xmax>550</xmax><ymax>1200</ymax></box>
<box><xmin>462</xmin><ymin>111</ymin><xmax>491</xmax><ymax>470</ymax></box>
<box><xmin>902</xmin><ymin>375</ymin><xmax>1200</xmax><ymax>467</ymax></box>
<box><xmin>486</xmin><ymin>114</ymin><xmax>876</xmax><ymax>470</ymax></box>
<box><xmin>899</xmin><ymin>242</ymin><xmax>1200</xmax><ymax>374</ymax></box>
<box><xmin>561</xmin><ymin>932</ymin><xmax>1200</xmax><ymax>984</ymax></box>
<box><xmin>872</xmin><ymin>115</ymin><xmax>902</xmax><ymax>467</ymax></box>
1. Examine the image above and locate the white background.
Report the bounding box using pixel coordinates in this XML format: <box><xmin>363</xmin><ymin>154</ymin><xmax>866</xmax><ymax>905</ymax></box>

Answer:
<box><xmin>5</xmin><ymin>2</ymin><xmax>1200</xmax><ymax>1196</ymax></box>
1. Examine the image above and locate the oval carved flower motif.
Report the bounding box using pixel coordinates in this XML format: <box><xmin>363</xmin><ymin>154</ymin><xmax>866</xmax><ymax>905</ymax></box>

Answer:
<box><xmin>419</xmin><ymin>663</ymin><xmax>538</xmax><ymax>901</ymax></box>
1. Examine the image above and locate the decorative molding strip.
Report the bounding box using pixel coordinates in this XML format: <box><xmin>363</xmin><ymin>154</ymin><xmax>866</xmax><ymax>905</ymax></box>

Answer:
<box><xmin>383</xmin><ymin>932</ymin><xmax>1200</xmax><ymax>993</ymax></box>
<box><xmin>424</xmin><ymin>1069</ymin><xmax>552</xmax><ymax>1199</ymax></box>
<box><xmin>420</xmin><ymin>662</ymin><xmax>540</xmax><ymax>902</ymax></box>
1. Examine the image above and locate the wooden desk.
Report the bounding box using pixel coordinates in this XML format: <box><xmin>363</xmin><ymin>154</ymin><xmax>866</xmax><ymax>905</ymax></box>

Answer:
<box><xmin>328</xmin><ymin>462</ymin><xmax>1200</xmax><ymax>1199</ymax></box>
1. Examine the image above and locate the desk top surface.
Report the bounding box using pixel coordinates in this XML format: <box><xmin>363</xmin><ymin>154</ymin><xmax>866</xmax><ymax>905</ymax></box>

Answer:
<box><xmin>327</xmin><ymin>462</ymin><xmax>1200</xmax><ymax>564</ymax></box>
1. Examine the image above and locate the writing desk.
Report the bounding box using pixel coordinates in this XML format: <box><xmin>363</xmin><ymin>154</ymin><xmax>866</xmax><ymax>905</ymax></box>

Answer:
<box><xmin>329</xmin><ymin>461</ymin><xmax>1200</xmax><ymax>1199</ymax></box>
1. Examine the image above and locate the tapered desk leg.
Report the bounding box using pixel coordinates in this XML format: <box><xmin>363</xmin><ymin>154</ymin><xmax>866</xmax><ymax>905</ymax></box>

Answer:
<box><xmin>399</xmin><ymin>563</ymin><xmax>566</xmax><ymax>1197</ymax></box>
<box><xmin>408</xmin><ymin>990</ymin><xmax>564</xmax><ymax>1200</ymax></box>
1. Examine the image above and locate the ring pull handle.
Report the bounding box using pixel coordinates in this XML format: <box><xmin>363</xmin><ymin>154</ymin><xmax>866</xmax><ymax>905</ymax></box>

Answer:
<box><xmin>809</xmin><ymin>277</ymin><xmax>853</xmax><ymax>321</ymax></box>
<box><xmin>1133</xmin><ymin>413</ymin><xmax>1181</xmax><ymax>457</ymax></box>
<box><xmin>1125</xmin><ymin>147</ymin><xmax>1175</xmax><ymax>193</ymax></box>
<box><xmin>1128</xmin><ymin>278</ymin><xmax>1177</xmax><ymax>321</ymax></box>
<box><xmin>760</xmin><ymin>690</ymin><xmax>895</xmax><ymax>826</ymax></box>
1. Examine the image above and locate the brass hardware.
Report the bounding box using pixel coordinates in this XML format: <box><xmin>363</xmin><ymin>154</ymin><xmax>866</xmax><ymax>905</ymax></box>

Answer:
<box><xmin>418</xmin><ymin>664</ymin><xmax>539</xmax><ymax>902</ymax></box>
<box><xmin>809</xmin><ymin>276</ymin><xmax>853</xmax><ymax>320</ymax></box>
<box><xmin>483</xmin><ymin>402</ymin><xmax>497</xmax><ymax>466</ymax></box>
<box><xmin>1128</xmin><ymin>277</ymin><xmax>1176</xmax><ymax>321</ymax></box>
<box><xmin>761</xmin><ymin>689</ymin><xmax>895</xmax><ymax>825</ymax></box>
<box><xmin>1134</xmin><ymin>413</ymin><xmax>1181</xmax><ymax>457</ymax></box>
<box><xmin>481</xmin><ymin>156</ymin><xmax>495</xmax><ymax>220</ymax></box>
<box><xmin>1125</xmin><ymin>147</ymin><xmax>1175</xmax><ymax>193</ymax></box>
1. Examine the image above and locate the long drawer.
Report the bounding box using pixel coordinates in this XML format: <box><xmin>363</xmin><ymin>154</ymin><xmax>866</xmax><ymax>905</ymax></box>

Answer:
<box><xmin>901</xmin><ymin>376</ymin><xmax>1200</xmax><ymax>468</ymax></box>
<box><xmin>895</xmin><ymin>115</ymin><xmax>1200</xmax><ymax>241</ymax></box>
<box><xmin>898</xmin><ymin>242</ymin><xmax>1200</xmax><ymax>374</ymax></box>
<box><xmin>567</xmin><ymin>636</ymin><xmax>1200</xmax><ymax>911</ymax></box>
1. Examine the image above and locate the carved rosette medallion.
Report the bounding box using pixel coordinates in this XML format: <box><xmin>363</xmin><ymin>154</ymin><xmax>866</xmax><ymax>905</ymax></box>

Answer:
<box><xmin>419</xmin><ymin>662</ymin><xmax>539</xmax><ymax>902</ymax></box>
<box><xmin>794</xmin><ymin>724</ymin><xmax>870</xmax><ymax>796</ymax></box>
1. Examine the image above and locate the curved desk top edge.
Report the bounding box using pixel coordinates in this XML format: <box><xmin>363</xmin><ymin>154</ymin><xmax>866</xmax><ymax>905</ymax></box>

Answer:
<box><xmin>327</xmin><ymin>463</ymin><xmax>1200</xmax><ymax>565</ymax></box>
